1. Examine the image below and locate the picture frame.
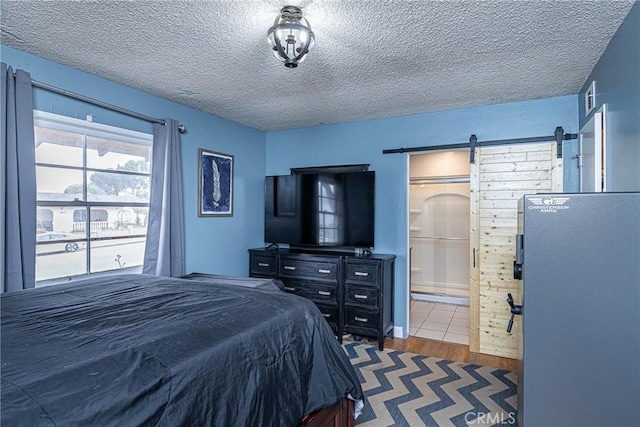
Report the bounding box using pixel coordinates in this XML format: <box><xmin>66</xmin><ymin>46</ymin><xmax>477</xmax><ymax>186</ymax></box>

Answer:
<box><xmin>198</xmin><ymin>148</ymin><xmax>234</xmax><ymax>217</ymax></box>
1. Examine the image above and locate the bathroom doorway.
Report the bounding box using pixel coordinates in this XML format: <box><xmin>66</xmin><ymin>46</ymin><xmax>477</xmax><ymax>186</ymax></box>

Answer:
<box><xmin>408</xmin><ymin>151</ymin><xmax>470</xmax><ymax>344</ymax></box>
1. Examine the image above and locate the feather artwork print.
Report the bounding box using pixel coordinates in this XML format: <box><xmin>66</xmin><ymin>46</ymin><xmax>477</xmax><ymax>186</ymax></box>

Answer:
<box><xmin>211</xmin><ymin>158</ymin><xmax>221</xmax><ymax>207</ymax></box>
<box><xmin>199</xmin><ymin>149</ymin><xmax>233</xmax><ymax>216</ymax></box>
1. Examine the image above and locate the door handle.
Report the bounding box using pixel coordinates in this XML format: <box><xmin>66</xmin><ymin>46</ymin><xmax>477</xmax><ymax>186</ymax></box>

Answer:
<box><xmin>506</xmin><ymin>293</ymin><xmax>522</xmax><ymax>333</ymax></box>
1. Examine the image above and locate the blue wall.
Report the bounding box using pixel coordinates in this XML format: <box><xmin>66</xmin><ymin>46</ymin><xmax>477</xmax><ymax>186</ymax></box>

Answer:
<box><xmin>267</xmin><ymin>96</ymin><xmax>579</xmax><ymax>335</ymax></box>
<box><xmin>1</xmin><ymin>45</ymin><xmax>268</xmax><ymax>277</ymax></box>
<box><xmin>14</xmin><ymin>33</ymin><xmax>639</xmax><ymax>335</ymax></box>
<box><xmin>578</xmin><ymin>2</ymin><xmax>640</xmax><ymax>191</ymax></box>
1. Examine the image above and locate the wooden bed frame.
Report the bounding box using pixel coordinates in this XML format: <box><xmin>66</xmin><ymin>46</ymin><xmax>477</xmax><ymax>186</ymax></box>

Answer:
<box><xmin>301</xmin><ymin>398</ymin><xmax>355</xmax><ymax>427</ymax></box>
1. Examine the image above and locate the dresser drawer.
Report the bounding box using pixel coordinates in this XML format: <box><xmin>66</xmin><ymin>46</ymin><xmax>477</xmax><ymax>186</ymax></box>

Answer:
<box><xmin>302</xmin><ymin>282</ymin><xmax>339</xmax><ymax>305</ymax></box>
<box><xmin>279</xmin><ymin>256</ymin><xmax>340</xmax><ymax>283</ymax></box>
<box><xmin>345</xmin><ymin>285</ymin><xmax>378</xmax><ymax>308</ymax></box>
<box><xmin>281</xmin><ymin>279</ymin><xmax>338</xmax><ymax>305</ymax></box>
<box><xmin>344</xmin><ymin>306</ymin><xmax>379</xmax><ymax>334</ymax></box>
<box><xmin>279</xmin><ymin>280</ymin><xmax>305</xmax><ymax>297</ymax></box>
<box><xmin>249</xmin><ymin>253</ymin><xmax>277</xmax><ymax>277</ymax></box>
<box><xmin>314</xmin><ymin>303</ymin><xmax>339</xmax><ymax>331</ymax></box>
<box><xmin>344</xmin><ymin>261</ymin><xmax>379</xmax><ymax>285</ymax></box>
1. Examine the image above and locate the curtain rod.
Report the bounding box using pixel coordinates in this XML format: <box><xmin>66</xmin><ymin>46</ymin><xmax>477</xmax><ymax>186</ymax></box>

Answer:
<box><xmin>31</xmin><ymin>79</ymin><xmax>186</xmax><ymax>133</ymax></box>
<box><xmin>382</xmin><ymin>127</ymin><xmax>578</xmax><ymax>163</ymax></box>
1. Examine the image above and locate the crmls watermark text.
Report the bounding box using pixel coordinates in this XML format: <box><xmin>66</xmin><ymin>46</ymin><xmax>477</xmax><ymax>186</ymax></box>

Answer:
<box><xmin>464</xmin><ymin>411</ymin><xmax>517</xmax><ymax>425</ymax></box>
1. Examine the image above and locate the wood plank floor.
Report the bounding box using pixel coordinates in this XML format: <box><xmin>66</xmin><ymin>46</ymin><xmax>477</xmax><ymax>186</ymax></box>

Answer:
<box><xmin>349</xmin><ymin>336</ymin><xmax>518</xmax><ymax>372</ymax></box>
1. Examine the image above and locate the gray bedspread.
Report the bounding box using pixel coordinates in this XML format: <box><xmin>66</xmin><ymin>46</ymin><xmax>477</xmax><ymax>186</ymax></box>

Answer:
<box><xmin>1</xmin><ymin>274</ymin><xmax>363</xmax><ymax>426</ymax></box>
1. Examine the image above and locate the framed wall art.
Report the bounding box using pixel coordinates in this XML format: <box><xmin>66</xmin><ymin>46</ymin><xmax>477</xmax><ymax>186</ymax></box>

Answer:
<box><xmin>198</xmin><ymin>148</ymin><xmax>234</xmax><ymax>216</ymax></box>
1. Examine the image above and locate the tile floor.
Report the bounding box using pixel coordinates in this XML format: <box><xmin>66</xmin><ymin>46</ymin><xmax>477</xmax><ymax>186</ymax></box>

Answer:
<box><xmin>409</xmin><ymin>300</ymin><xmax>469</xmax><ymax>345</ymax></box>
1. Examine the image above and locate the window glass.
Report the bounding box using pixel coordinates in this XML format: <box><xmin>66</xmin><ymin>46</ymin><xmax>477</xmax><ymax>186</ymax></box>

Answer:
<box><xmin>35</xmin><ymin>127</ymin><xmax>83</xmax><ymax>167</ymax></box>
<box><xmin>37</xmin><ymin>205</ymin><xmax>88</xmax><ymax>238</ymax></box>
<box><xmin>36</xmin><ymin>241</ymin><xmax>87</xmax><ymax>281</ymax></box>
<box><xmin>86</xmin><ymin>136</ymin><xmax>150</xmax><ymax>170</ymax></box>
<box><xmin>86</xmin><ymin>170</ymin><xmax>150</xmax><ymax>202</ymax></box>
<box><xmin>90</xmin><ymin>238</ymin><xmax>146</xmax><ymax>274</ymax></box>
<box><xmin>317</xmin><ymin>179</ymin><xmax>339</xmax><ymax>245</ymax></box>
<box><xmin>36</xmin><ymin>166</ymin><xmax>84</xmax><ymax>201</ymax></box>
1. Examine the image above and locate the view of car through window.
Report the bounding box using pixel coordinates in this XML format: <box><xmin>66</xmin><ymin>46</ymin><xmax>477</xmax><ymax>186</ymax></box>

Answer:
<box><xmin>36</xmin><ymin>232</ymin><xmax>85</xmax><ymax>252</ymax></box>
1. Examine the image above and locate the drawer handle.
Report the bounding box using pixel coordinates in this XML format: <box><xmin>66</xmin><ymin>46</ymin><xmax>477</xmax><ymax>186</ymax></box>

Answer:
<box><xmin>284</xmin><ymin>266</ymin><xmax>296</xmax><ymax>271</ymax></box>
<box><xmin>354</xmin><ymin>316</ymin><xmax>368</xmax><ymax>323</ymax></box>
<box><xmin>258</xmin><ymin>262</ymin><xmax>269</xmax><ymax>267</ymax></box>
<box><xmin>318</xmin><ymin>269</ymin><xmax>331</xmax><ymax>274</ymax></box>
<box><xmin>284</xmin><ymin>286</ymin><xmax>296</xmax><ymax>291</ymax></box>
<box><xmin>318</xmin><ymin>290</ymin><xmax>331</xmax><ymax>296</ymax></box>
<box><xmin>354</xmin><ymin>294</ymin><xmax>368</xmax><ymax>299</ymax></box>
<box><xmin>321</xmin><ymin>313</ymin><xmax>331</xmax><ymax>318</ymax></box>
<box><xmin>355</xmin><ymin>272</ymin><xmax>369</xmax><ymax>277</ymax></box>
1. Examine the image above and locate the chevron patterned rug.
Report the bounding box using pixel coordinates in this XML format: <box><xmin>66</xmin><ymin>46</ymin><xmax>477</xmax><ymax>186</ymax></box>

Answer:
<box><xmin>343</xmin><ymin>342</ymin><xmax>518</xmax><ymax>427</ymax></box>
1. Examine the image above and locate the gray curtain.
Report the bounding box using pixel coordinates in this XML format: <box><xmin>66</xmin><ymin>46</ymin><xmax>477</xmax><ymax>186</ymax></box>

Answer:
<box><xmin>1</xmin><ymin>63</ymin><xmax>36</xmax><ymax>292</ymax></box>
<box><xmin>143</xmin><ymin>119</ymin><xmax>185</xmax><ymax>276</ymax></box>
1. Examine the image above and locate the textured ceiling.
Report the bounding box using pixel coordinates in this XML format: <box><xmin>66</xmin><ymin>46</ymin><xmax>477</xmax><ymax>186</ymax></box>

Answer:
<box><xmin>0</xmin><ymin>1</ymin><xmax>634</xmax><ymax>132</ymax></box>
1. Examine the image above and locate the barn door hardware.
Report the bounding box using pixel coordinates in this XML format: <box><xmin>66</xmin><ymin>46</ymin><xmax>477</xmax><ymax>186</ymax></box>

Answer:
<box><xmin>469</xmin><ymin>134</ymin><xmax>477</xmax><ymax>164</ymax></box>
<box><xmin>383</xmin><ymin>127</ymin><xmax>579</xmax><ymax>159</ymax></box>
<box><xmin>555</xmin><ymin>126</ymin><xmax>564</xmax><ymax>158</ymax></box>
<box><xmin>466</xmin><ymin>127</ymin><xmax>579</xmax><ymax>164</ymax></box>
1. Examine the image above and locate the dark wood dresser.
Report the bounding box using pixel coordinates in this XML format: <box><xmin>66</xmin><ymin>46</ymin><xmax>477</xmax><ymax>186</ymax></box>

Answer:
<box><xmin>249</xmin><ymin>248</ymin><xmax>395</xmax><ymax>350</ymax></box>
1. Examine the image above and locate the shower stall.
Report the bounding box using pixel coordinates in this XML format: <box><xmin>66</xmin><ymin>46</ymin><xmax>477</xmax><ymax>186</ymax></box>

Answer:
<box><xmin>409</xmin><ymin>151</ymin><xmax>470</xmax><ymax>306</ymax></box>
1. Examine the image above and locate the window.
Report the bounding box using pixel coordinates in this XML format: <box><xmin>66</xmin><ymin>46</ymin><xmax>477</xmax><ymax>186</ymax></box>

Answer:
<box><xmin>317</xmin><ymin>176</ymin><xmax>342</xmax><ymax>245</ymax></box>
<box><xmin>34</xmin><ymin>111</ymin><xmax>152</xmax><ymax>284</ymax></box>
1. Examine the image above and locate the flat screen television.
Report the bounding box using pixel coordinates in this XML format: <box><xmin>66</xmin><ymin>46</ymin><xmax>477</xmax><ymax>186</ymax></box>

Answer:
<box><xmin>265</xmin><ymin>171</ymin><xmax>375</xmax><ymax>249</ymax></box>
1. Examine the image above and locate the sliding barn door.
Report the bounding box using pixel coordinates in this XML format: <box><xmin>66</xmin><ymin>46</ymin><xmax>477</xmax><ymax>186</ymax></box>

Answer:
<box><xmin>470</xmin><ymin>142</ymin><xmax>563</xmax><ymax>358</ymax></box>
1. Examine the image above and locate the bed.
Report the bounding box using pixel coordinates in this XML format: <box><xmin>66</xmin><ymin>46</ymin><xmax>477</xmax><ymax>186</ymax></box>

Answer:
<box><xmin>0</xmin><ymin>274</ymin><xmax>364</xmax><ymax>426</ymax></box>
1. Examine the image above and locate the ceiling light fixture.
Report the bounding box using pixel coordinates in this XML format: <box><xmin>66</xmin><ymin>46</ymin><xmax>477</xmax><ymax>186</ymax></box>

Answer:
<box><xmin>267</xmin><ymin>5</ymin><xmax>315</xmax><ymax>68</ymax></box>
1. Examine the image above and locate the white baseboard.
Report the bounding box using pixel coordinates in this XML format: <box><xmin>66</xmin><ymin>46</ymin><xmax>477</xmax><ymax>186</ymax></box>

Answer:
<box><xmin>393</xmin><ymin>326</ymin><xmax>404</xmax><ymax>339</ymax></box>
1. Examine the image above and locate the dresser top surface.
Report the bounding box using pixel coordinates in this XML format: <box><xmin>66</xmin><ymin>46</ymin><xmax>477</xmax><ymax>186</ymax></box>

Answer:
<box><xmin>249</xmin><ymin>247</ymin><xmax>395</xmax><ymax>261</ymax></box>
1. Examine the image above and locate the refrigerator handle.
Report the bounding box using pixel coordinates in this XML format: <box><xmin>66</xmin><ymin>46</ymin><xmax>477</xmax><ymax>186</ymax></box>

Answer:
<box><xmin>506</xmin><ymin>293</ymin><xmax>522</xmax><ymax>333</ymax></box>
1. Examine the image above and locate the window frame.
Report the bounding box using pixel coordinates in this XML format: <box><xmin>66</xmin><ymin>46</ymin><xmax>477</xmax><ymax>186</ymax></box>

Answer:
<box><xmin>34</xmin><ymin>110</ymin><xmax>153</xmax><ymax>285</ymax></box>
